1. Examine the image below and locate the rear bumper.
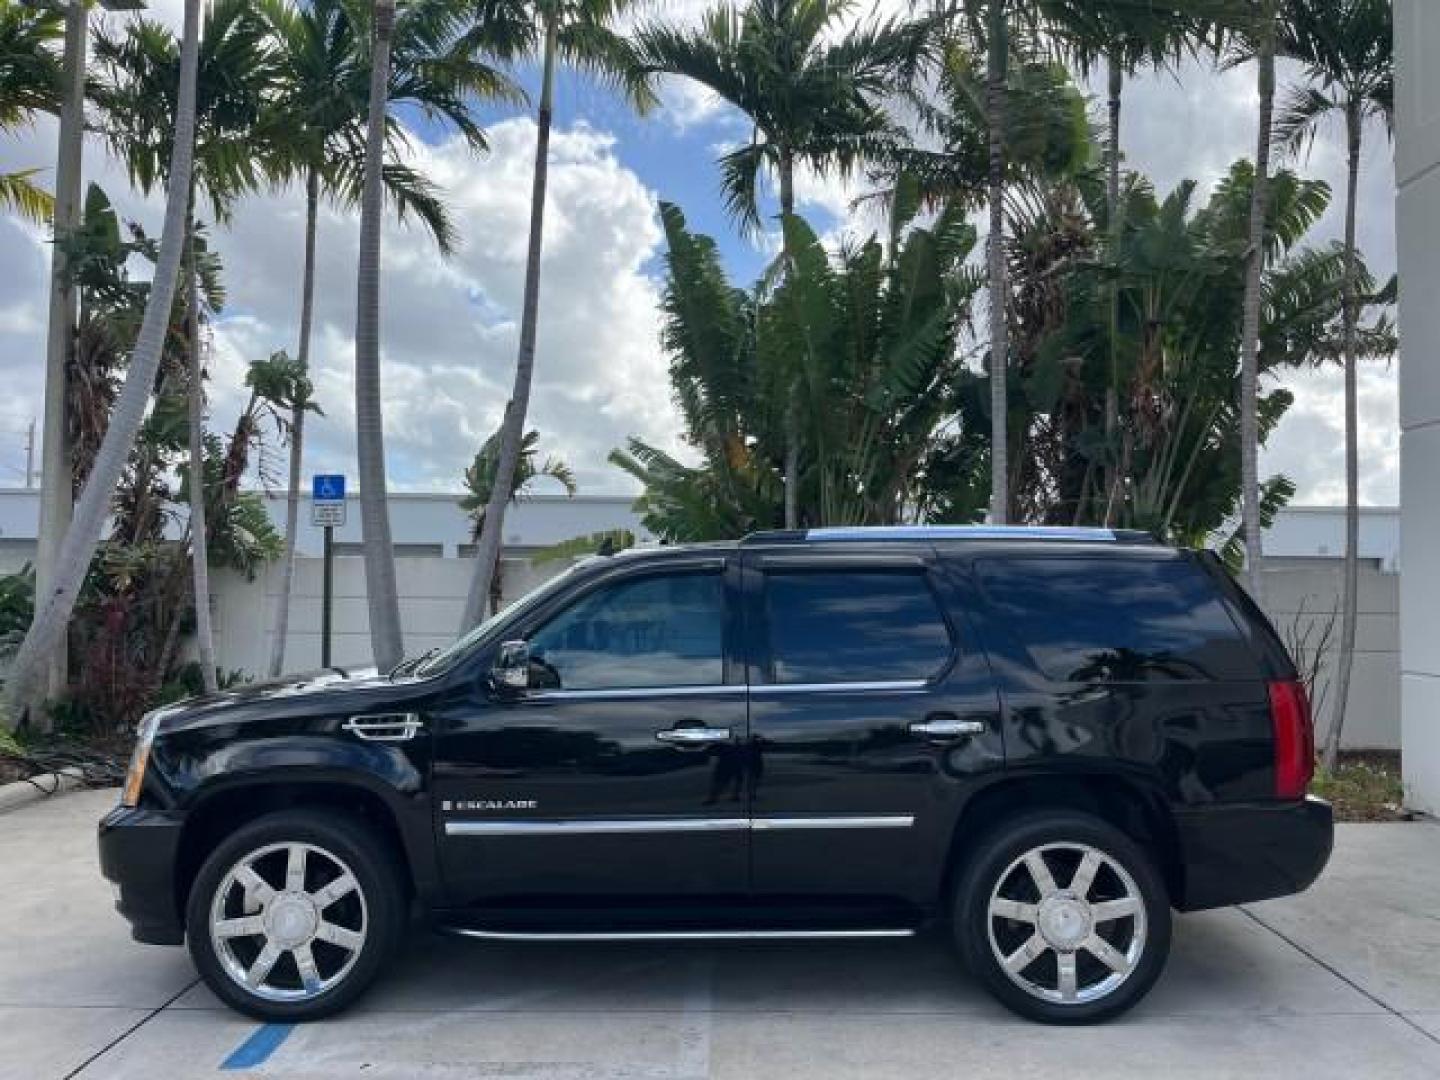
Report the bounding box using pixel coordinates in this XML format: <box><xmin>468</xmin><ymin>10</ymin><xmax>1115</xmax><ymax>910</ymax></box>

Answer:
<box><xmin>1173</xmin><ymin>795</ymin><xmax>1333</xmax><ymax>911</ymax></box>
<box><xmin>98</xmin><ymin>804</ymin><xmax>185</xmax><ymax>946</ymax></box>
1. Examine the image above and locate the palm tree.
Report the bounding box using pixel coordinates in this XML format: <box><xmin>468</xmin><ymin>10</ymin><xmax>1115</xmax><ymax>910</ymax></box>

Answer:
<box><xmin>266</xmin><ymin>356</ymin><xmax>318</xmax><ymax>678</ymax></box>
<box><xmin>258</xmin><ymin>0</ymin><xmax>517</xmax><ymax>676</ymax></box>
<box><xmin>354</xmin><ymin>0</ymin><xmax>404</xmax><ymax>670</ymax></box>
<box><xmin>634</xmin><ymin>0</ymin><xmax>922</xmax><ymax>235</ymax></box>
<box><xmin>461</xmin><ymin>427</ymin><xmax>576</xmax><ymax>616</ymax></box>
<box><xmin>0</xmin><ymin>0</ymin><xmax>62</xmax><ymax>223</ymax></box>
<box><xmin>93</xmin><ymin>0</ymin><xmax>277</xmax><ymax>692</ymax></box>
<box><xmin>877</xmin><ymin>33</ymin><xmax>1089</xmax><ymax>522</ymax></box>
<box><xmin>980</xmin><ymin>0</ymin><xmax>1010</xmax><ymax>524</ymax></box>
<box><xmin>184</xmin><ymin>230</ymin><xmax>217</xmax><ymax>691</ymax></box>
<box><xmin>458</xmin><ymin>0</ymin><xmax>656</xmax><ymax>633</ymax></box>
<box><xmin>632</xmin><ymin>0</ymin><xmax>924</xmax><ymax>529</ymax></box>
<box><xmin>1058</xmin><ymin>2</ymin><xmax>1222</xmax><ymax>521</ymax></box>
<box><xmin>6</xmin><ymin>0</ymin><xmax>203</xmax><ymax>727</ymax></box>
<box><xmin>1234</xmin><ymin>0</ymin><xmax>1276</xmax><ymax>600</ymax></box>
<box><xmin>1273</xmin><ymin>0</ymin><xmax>1392</xmax><ymax>770</ymax></box>
<box><xmin>5</xmin><ymin>0</ymin><xmax>65</xmax><ymax>710</ymax></box>
<box><xmin>944</xmin><ymin>0</ymin><xmax>1196</xmax><ymax>523</ymax></box>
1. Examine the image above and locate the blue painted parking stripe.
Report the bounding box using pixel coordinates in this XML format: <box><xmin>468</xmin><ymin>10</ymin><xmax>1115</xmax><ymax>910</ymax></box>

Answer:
<box><xmin>220</xmin><ymin>1023</ymin><xmax>295</xmax><ymax>1071</ymax></box>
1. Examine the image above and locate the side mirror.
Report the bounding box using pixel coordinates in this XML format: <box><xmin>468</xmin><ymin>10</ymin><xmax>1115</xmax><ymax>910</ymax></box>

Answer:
<box><xmin>492</xmin><ymin>639</ymin><xmax>530</xmax><ymax>691</ymax></box>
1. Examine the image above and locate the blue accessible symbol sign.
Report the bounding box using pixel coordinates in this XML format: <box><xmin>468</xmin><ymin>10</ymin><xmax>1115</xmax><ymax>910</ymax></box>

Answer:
<box><xmin>311</xmin><ymin>474</ymin><xmax>347</xmax><ymax>528</ymax></box>
<box><xmin>313</xmin><ymin>474</ymin><xmax>345</xmax><ymax>502</ymax></box>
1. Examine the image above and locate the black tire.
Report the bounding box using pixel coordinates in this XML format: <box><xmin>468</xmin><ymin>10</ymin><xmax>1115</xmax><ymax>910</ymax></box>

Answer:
<box><xmin>952</xmin><ymin>810</ymin><xmax>1171</xmax><ymax>1024</ymax></box>
<box><xmin>185</xmin><ymin>809</ymin><xmax>406</xmax><ymax>1021</ymax></box>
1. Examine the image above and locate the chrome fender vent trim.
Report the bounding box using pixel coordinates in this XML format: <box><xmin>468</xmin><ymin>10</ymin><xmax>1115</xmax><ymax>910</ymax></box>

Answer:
<box><xmin>342</xmin><ymin>713</ymin><xmax>424</xmax><ymax>741</ymax></box>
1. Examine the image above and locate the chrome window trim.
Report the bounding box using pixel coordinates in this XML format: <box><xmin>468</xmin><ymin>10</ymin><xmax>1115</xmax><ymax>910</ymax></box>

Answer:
<box><xmin>524</xmin><ymin>684</ymin><xmax>746</xmax><ymax>702</ymax></box>
<box><xmin>748</xmin><ymin>679</ymin><xmax>927</xmax><ymax>695</ymax></box>
<box><xmin>523</xmin><ymin>680</ymin><xmax>927</xmax><ymax>701</ymax></box>
<box><xmin>444</xmin><ymin>814</ymin><xmax>915</xmax><ymax>837</ymax></box>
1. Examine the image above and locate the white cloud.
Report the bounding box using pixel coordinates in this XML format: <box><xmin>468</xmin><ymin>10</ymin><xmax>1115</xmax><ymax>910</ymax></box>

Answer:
<box><xmin>0</xmin><ymin>116</ymin><xmax>682</xmax><ymax>497</ymax></box>
<box><xmin>1262</xmin><ymin>363</ymin><xmax>1400</xmax><ymax>506</ymax></box>
<box><xmin>657</xmin><ymin>76</ymin><xmax>735</xmax><ymax>133</ymax></box>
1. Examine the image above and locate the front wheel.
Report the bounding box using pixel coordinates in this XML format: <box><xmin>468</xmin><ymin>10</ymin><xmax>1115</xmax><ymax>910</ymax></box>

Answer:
<box><xmin>953</xmin><ymin>810</ymin><xmax>1171</xmax><ymax>1024</ymax></box>
<box><xmin>186</xmin><ymin>809</ymin><xmax>405</xmax><ymax>1021</ymax></box>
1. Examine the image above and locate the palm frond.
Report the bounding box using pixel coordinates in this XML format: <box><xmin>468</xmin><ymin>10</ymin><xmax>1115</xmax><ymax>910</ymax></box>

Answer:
<box><xmin>0</xmin><ymin>168</ymin><xmax>53</xmax><ymax>224</ymax></box>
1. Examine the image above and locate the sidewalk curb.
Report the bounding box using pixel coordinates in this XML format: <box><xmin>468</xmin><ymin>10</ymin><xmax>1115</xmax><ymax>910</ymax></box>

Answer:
<box><xmin>0</xmin><ymin>767</ymin><xmax>85</xmax><ymax>815</ymax></box>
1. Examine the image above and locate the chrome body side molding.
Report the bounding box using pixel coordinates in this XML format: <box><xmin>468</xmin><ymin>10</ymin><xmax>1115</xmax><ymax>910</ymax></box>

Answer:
<box><xmin>443</xmin><ymin>815</ymin><xmax>915</xmax><ymax>837</ymax></box>
<box><xmin>441</xmin><ymin>927</ymin><xmax>917</xmax><ymax>942</ymax></box>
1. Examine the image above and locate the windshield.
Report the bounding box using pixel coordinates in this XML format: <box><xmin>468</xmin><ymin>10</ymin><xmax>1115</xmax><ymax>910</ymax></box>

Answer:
<box><xmin>413</xmin><ymin>563</ymin><xmax>587</xmax><ymax>677</ymax></box>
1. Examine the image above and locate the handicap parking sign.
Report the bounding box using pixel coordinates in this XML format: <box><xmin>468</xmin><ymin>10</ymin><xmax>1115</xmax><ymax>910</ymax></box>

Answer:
<box><xmin>313</xmin><ymin>474</ymin><xmax>345</xmax><ymax>502</ymax></box>
<box><xmin>312</xmin><ymin>474</ymin><xmax>346</xmax><ymax>527</ymax></box>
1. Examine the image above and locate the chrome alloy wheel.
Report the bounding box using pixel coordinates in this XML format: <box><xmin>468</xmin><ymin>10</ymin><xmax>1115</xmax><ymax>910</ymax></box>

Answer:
<box><xmin>208</xmin><ymin>841</ymin><xmax>369</xmax><ymax>1003</ymax></box>
<box><xmin>985</xmin><ymin>842</ymin><xmax>1147</xmax><ymax>1006</ymax></box>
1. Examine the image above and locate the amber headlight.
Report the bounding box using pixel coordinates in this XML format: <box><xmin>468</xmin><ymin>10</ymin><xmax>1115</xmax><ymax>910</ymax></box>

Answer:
<box><xmin>121</xmin><ymin>711</ymin><xmax>161</xmax><ymax>807</ymax></box>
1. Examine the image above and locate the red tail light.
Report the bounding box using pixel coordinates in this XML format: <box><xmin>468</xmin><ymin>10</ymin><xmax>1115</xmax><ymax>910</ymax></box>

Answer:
<box><xmin>1269</xmin><ymin>679</ymin><xmax>1314</xmax><ymax>799</ymax></box>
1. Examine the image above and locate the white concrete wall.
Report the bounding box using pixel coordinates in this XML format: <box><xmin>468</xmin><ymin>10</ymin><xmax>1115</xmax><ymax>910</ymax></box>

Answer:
<box><xmin>1397</xmin><ymin>0</ymin><xmax>1440</xmax><ymax>814</ymax></box>
<box><xmin>1261</xmin><ymin>559</ymin><xmax>1400</xmax><ymax>750</ymax></box>
<box><xmin>211</xmin><ymin>555</ymin><xmax>560</xmax><ymax>676</ymax></box>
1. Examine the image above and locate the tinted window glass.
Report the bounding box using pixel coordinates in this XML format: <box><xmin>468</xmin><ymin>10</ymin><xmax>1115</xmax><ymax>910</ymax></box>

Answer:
<box><xmin>764</xmin><ymin>571</ymin><xmax>952</xmax><ymax>684</ymax></box>
<box><xmin>526</xmin><ymin>572</ymin><xmax>724</xmax><ymax>690</ymax></box>
<box><xmin>975</xmin><ymin>556</ymin><xmax>1256</xmax><ymax>683</ymax></box>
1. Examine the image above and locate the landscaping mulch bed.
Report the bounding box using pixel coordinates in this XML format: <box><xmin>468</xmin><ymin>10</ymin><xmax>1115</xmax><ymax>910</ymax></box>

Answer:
<box><xmin>1312</xmin><ymin>751</ymin><xmax>1414</xmax><ymax>822</ymax></box>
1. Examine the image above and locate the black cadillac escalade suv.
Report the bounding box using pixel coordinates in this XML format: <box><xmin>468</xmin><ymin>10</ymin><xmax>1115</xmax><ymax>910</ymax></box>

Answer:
<box><xmin>99</xmin><ymin>526</ymin><xmax>1332</xmax><ymax>1024</ymax></box>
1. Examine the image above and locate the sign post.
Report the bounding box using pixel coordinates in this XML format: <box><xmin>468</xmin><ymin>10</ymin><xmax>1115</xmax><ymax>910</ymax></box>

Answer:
<box><xmin>311</xmin><ymin>474</ymin><xmax>346</xmax><ymax>668</ymax></box>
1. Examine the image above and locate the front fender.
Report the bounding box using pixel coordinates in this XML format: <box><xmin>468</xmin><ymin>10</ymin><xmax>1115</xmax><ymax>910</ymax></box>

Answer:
<box><xmin>150</xmin><ymin>727</ymin><xmax>440</xmax><ymax>905</ymax></box>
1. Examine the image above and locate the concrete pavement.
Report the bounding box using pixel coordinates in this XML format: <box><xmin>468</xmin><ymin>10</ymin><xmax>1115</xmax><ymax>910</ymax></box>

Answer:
<box><xmin>2</xmin><ymin>789</ymin><xmax>1438</xmax><ymax>1079</ymax></box>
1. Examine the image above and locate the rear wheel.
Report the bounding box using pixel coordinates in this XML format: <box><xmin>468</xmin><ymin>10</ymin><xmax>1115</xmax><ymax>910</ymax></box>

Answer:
<box><xmin>953</xmin><ymin>810</ymin><xmax>1171</xmax><ymax>1024</ymax></box>
<box><xmin>186</xmin><ymin>809</ymin><xmax>405</xmax><ymax>1021</ymax></box>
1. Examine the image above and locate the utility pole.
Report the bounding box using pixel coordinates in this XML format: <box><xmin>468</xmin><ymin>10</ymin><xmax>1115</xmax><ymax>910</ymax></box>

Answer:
<box><xmin>25</xmin><ymin>419</ymin><xmax>35</xmax><ymax>490</ymax></box>
<box><xmin>34</xmin><ymin>0</ymin><xmax>89</xmax><ymax>711</ymax></box>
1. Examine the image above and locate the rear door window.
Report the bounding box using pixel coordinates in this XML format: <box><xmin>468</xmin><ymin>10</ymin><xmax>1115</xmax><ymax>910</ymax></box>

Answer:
<box><xmin>762</xmin><ymin>570</ymin><xmax>953</xmax><ymax>684</ymax></box>
<box><xmin>975</xmin><ymin>555</ymin><xmax>1257</xmax><ymax>683</ymax></box>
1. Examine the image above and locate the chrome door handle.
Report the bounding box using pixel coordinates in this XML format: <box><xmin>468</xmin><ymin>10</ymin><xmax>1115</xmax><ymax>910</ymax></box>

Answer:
<box><xmin>908</xmin><ymin>717</ymin><xmax>986</xmax><ymax>740</ymax></box>
<box><xmin>656</xmin><ymin>726</ymin><xmax>732</xmax><ymax>746</ymax></box>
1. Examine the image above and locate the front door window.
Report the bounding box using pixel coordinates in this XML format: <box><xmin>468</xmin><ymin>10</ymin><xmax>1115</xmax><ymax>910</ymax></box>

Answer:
<box><xmin>525</xmin><ymin>571</ymin><xmax>725</xmax><ymax>691</ymax></box>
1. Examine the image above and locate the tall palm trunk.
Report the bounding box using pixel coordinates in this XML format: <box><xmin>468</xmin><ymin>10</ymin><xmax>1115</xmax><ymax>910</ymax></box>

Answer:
<box><xmin>985</xmin><ymin>0</ymin><xmax>1009</xmax><ymax>524</ymax></box>
<box><xmin>1238</xmin><ymin>5</ymin><xmax>1274</xmax><ymax>602</ymax></box>
<box><xmin>185</xmin><ymin>215</ymin><xmax>218</xmax><ymax>694</ymax></box>
<box><xmin>460</xmin><ymin>14</ymin><xmax>558</xmax><ymax>631</ymax></box>
<box><xmin>6</xmin><ymin>0</ymin><xmax>203</xmax><ymax>727</ymax></box>
<box><xmin>1102</xmin><ymin>51</ymin><xmax>1123</xmax><ymax>525</ymax></box>
<box><xmin>267</xmin><ymin>167</ymin><xmax>318</xmax><ymax>678</ymax></box>
<box><xmin>779</xmin><ymin>146</ymin><xmax>799</xmax><ymax>530</ymax></box>
<box><xmin>1323</xmin><ymin>101</ymin><xmax>1364</xmax><ymax>771</ymax></box>
<box><xmin>35</xmin><ymin>0</ymin><xmax>88</xmax><ymax>715</ymax></box>
<box><xmin>355</xmin><ymin>0</ymin><xmax>404</xmax><ymax>669</ymax></box>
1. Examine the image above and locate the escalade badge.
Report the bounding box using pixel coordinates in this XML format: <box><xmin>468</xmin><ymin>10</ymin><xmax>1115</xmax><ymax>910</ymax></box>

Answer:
<box><xmin>443</xmin><ymin>799</ymin><xmax>537</xmax><ymax>812</ymax></box>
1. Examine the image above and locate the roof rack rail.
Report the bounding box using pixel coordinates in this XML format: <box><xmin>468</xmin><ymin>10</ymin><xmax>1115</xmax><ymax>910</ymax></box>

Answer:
<box><xmin>740</xmin><ymin>525</ymin><xmax>1156</xmax><ymax>545</ymax></box>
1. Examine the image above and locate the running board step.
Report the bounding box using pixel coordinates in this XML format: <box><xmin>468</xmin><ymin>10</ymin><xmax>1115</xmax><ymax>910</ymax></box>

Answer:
<box><xmin>440</xmin><ymin>927</ymin><xmax>917</xmax><ymax>943</ymax></box>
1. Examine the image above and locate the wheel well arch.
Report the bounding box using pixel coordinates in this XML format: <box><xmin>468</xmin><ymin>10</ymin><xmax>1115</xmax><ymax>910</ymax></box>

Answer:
<box><xmin>174</xmin><ymin>781</ymin><xmax>414</xmax><ymax>921</ymax></box>
<box><xmin>940</xmin><ymin>773</ymin><xmax>1182</xmax><ymax>906</ymax></box>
